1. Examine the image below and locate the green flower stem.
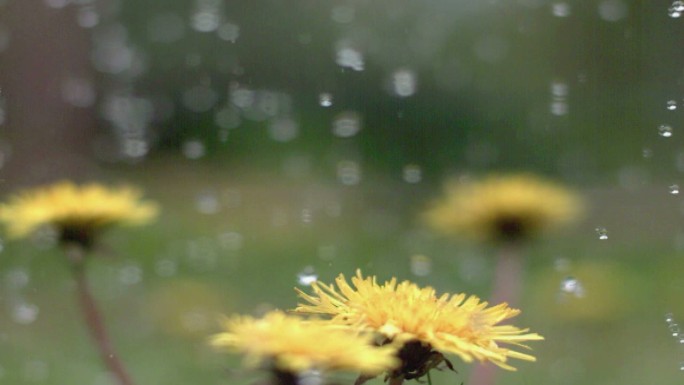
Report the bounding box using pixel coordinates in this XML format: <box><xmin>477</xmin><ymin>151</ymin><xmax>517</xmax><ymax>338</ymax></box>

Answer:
<box><xmin>469</xmin><ymin>243</ymin><xmax>525</xmax><ymax>385</ymax></box>
<box><xmin>427</xmin><ymin>369</ymin><xmax>433</xmax><ymax>385</ymax></box>
<box><xmin>72</xmin><ymin>261</ymin><xmax>137</xmax><ymax>385</ymax></box>
<box><xmin>388</xmin><ymin>377</ymin><xmax>404</xmax><ymax>385</ymax></box>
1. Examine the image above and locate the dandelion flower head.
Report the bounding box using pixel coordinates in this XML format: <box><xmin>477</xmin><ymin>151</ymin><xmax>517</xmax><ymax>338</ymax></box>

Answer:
<box><xmin>423</xmin><ymin>174</ymin><xmax>582</xmax><ymax>242</ymax></box>
<box><xmin>296</xmin><ymin>270</ymin><xmax>543</xmax><ymax>371</ymax></box>
<box><xmin>210</xmin><ymin>310</ymin><xmax>398</xmax><ymax>375</ymax></box>
<box><xmin>0</xmin><ymin>181</ymin><xmax>158</xmax><ymax>247</ymax></box>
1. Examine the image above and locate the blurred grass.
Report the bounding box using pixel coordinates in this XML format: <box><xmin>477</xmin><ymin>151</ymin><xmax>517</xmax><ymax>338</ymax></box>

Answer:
<box><xmin>1</xmin><ymin>158</ymin><xmax>684</xmax><ymax>385</ymax></box>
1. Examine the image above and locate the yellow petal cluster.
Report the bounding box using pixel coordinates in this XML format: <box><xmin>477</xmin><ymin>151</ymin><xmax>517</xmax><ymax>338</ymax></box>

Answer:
<box><xmin>0</xmin><ymin>181</ymin><xmax>158</xmax><ymax>239</ymax></box>
<box><xmin>423</xmin><ymin>174</ymin><xmax>582</xmax><ymax>242</ymax></box>
<box><xmin>296</xmin><ymin>270</ymin><xmax>543</xmax><ymax>370</ymax></box>
<box><xmin>210</xmin><ymin>310</ymin><xmax>398</xmax><ymax>375</ymax></box>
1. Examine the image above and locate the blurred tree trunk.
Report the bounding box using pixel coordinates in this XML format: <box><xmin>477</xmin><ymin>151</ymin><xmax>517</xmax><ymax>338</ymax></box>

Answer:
<box><xmin>0</xmin><ymin>1</ymin><xmax>97</xmax><ymax>190</ymax></box>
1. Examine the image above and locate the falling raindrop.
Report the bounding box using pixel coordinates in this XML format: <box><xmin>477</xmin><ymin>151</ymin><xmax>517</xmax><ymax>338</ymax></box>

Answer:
<box><xmin>318</xmin><ymin>93</ymin><xmax>333</xmax><ymax>107</ymax></box>
<box><xmin>301</xmin><ymin>208</ymin><xmax>314</xmax><ymax>224</ymax></box>
<box><xmin>551</xmin><ymin>2</ymin><xmax>572</xmax><ymax>17</ymax></box>
<box><xmin>671</xmin><ymin>184</ymin><xmax>680</xmax><ymax>195</ymax></box>
<box><xmin>182</xmin><ymin>140</ymin><xmax>206</xmax><ymax>159</ymax></box>
<box><xmin>667</xmin><ymin>100</ymin><xmax>678</xmax><ymax>111</ymax></box>
<box><xmin>76</xmin><ymin>5</ymin><xmax>100</xmax><ymax>29</ymax></box>
<box><xmin>659</xmin><ymin>124</ymin><xmax>673</xmax><ymax>138</ymax></box>
<box><xmin>337</xmin><ymin>160</ymin><xmax>362</xmax><ymax>185</ymax></box>
<box><xmin>335</xmin><ymin>42</ymin><xmax>364</xmax><ymax>71</ymax></box>
<box><xmin>402</xmin><ymin>164</ymin><xmax>422</xmax><ymax>183</ymax></box>
<box><xmin>297</xmin><ymin>266</ymin><xmax>318</xmax><ymax>286</ymax></box>
<box><xmin>642</xmin><ymin>148</ymin><xmax>653</xmax><ymax>159</ymax></box>
<box><xmin>217</xmin><ymin>22</ymin><xmax>240</xmax><ymax>42</ymax></box>
<box><xmin>673</xmin><ymin>0</ymin><xmax>684</xmax><ymax>12</ymax></box>
<box><xmin>595</xmin><ymin>227</ymin><xmax>608</xmax><ymax>240</ymax></box>
<box><xmin>390</xmin><ymin>69</ymin><xmax>418</xmax><ymax>97</ymax></box>
<box><xmin>666</xmin><ymin>312</ymin><xmax>675</xmax><ymax>324</ymax></box>
<box><xmin>195</xmin><ymin>191</ymin><xmax>221</xmax><ymax>214</ymax></box>
<box><xmin>332</xmin><ymin>112</ymin><xmax>362</xmax><ymax>138</ymax></box>
<box><xmin>410</xmin><ymin>255</ymin><xmax>432</xmax><ymax>277</ymax></box>
<box><xmin>118</xmin><ymin>264</ymin><xmax>143</xmax><ymax>286</ymax></box>
<box><xmin>12</xmin><ymin>302</ymin><xmax>39</xmax><ymax>325</ymax></box>
<box><xmin>559</xmin><ymin>276</ymin><xmax>585</xmax><ymax>297</ymax></box>
<box><xmin>670</xmin><ymin>323</ymin><xmax>681</xmax><ymax>337</ymax></box>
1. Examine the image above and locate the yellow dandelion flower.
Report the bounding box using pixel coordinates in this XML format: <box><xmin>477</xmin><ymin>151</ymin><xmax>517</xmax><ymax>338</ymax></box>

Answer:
<box><xmin>295</xmin><ymin>270</ymin><xmax>543</xmax><ymax>377</ymax></box>
<box><xmin>0</xmin><ymin>181</ymin><xmax>158</xmax><ymax>247</ymax></box>
<box><xmin>210</xmin><ymin>310</ymin><xmax>398</xmax><ymax>377</ymax></box>
<box><xmin>423</xmin><ymin>174</ymin><xmax>582</xmax><ymax>242</ymax></box>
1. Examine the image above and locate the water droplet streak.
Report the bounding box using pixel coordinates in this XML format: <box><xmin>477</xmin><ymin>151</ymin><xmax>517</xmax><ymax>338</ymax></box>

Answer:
<box><xmin>659</xmin><ymin>124</ymin><xmax>673</xmax><ymax>138</ymax></box>
<box><xmin>595</xmin><ymin>227</ymin><xmax>608</xmax><ymax>240</ymax></box>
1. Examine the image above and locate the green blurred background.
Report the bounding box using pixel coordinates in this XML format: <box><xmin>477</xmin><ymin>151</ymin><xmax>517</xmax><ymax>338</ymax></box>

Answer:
<box><xmin>1</xmin><ymin>0</ymin><xmax>684</xmax><ymax>384</ymax></box>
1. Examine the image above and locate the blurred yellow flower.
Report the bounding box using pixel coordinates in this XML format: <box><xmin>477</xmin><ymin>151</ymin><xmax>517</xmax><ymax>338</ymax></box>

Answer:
<box><xmin>296</xmin><ymin>270</ymin><xmax>542</xmax><ymax>377</ymax></box>
<box><xmin>0</xmin><ymin>181</ymin><xmax>158</xmax><ymax>247</ymax></box>
<box><xmin>423</xmin><ymin>174</ymin><xmax>582</xmax><ymax>242</ymax></box>
<box><xmin>210</xmin><ymin>310</ymin><xmax>398</xmax><ymax>376</ymax></box>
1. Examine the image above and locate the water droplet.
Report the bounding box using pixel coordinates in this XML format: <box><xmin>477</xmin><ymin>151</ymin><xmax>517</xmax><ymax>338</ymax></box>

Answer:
<box><xmin>679</xmin><ymin>361</ymin><xmax>684</xmax><ymax>371</ymax></box>
<box><xmin>671</xmin><ymin>184</ymin><xmax>680</xmax><ymax>195</ymax></box>
<box><xmin>402</xmin><ymin>164</ymin><xmax>422</xmax><ymax>183</ymax></box>
<box><xmin>318</xmin><ymin>93</ymin><xmax>333</xmax><ymax>107</ymax></box>
<box><xmin>595</xmin><ymin>227</ymin><xmax>608</xmax><ymax>240</ymax></box>
<box><xmin>390</xmin><ymin>69</ymin><xmax>417</xmax><ymax>97</ymax></box>
<box><xmin>559</xmin><ymin>276</ymin><xmax>584</xmax><ymax>297</ymax></box>
<box><xmin>337</xmin><ymin>160</ymin><xmax>362</xmax><ymax>185</ymax></box>
<box><xmin>667</xmin><ymin>100</ymin><xmax>678</xmax><ymax>111</ymax></box>
<box><xmin>217</xmin><ymin>22</ymin><xmax>240</xmax><ymax>42</ymax></box>
<box><xmin>154</xmin><ymin>259</ymin><xmax>177</xmax><ymax>277</ymax></box>
<box><xmin>642</xmin><ymin>147</ymin><xmax>653</xmax><ymax>158</ymax></box>
<box><xmin>670</xmin><ymin>323</ymin><xmax>681</xmax><ymax>337</ymax></box>
<box><xmin>301</xmin><ymin>208</ymin><xmax>314</xmax><ymax>224</ymax></box>
<box><xmin>410</xmin><ymin>255</ymin><xmax>432</xmax><ymax>277</ymax></box>
<box><xmin>191</xmin><ymin>10</ymin><xmax>221</xmax><ymax>33</ymax></box>
<box><xmin>297</xmin><ymin>266</ymin><xmax>318</xmax><ymax>286</ymax></box>
<box><xmin>118</xmin><ymin>264</ymin><xmax>143</xmax><ymax>286</ymax></box>
<box><xmin>214</xmin><ymin>106</ymin><xmax>241</xmax><ymax>130</ymax></box>
<box><xmin>269</xmin><ymin>118</ymin><xmax>299</xmax><ymax>142</ymax></box>
<box><xmin>195</xmin><ymin>191</ymin><xmax>221</xmax><ymax>214</ymax></box>
<box><xmin>182</xmin><ymin>140</ymin><xmax>206</xmax><ymax>159</ymax></box>
<box><xmin>76</xmin><ymin>5</ymin><xmax>100</xmax><ymax>28</ymax></box>
<box><xmin>666</xmin><ymin>312</ymin><xmax>675</xmax><ymax>324</ymax></box>
<box><xmin>332</xmin><ymin>111</ymin><xmax>362</xmax><ymax>138</ymax></box>
<box><xmin>659</xmin><ymin>124</ymin><xmax>673</xmax><ymax>137</ymax></box>
<box><xmin>335</xmin><ymin>42</ymin><xmax>364</xmax><ymax>71</ymax></box>
<box><xmin>673</xmin><ymin>0</ymin><xmax>684</xmax><ymax>12</ymax></box>
<box><xmin>12</xmin><ymin>302</ymin><xmax>39</xmax><ymax>324</ymax></box>
<box><xmin>551</xmin><ymin>2</ymin><xmax>572</xmax><ymax>17</ymax></box>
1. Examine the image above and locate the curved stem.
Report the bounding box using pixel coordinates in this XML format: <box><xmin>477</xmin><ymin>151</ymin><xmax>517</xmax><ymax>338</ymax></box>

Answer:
<box><xmin>469</xmin><ymin>243</ymin><xmax>525</xmax><ymax>385</ymax></box>
<box><xmin>72</xmin><ymin>264</ymin><xmax>137</xmax><ymax>385</ymax></box>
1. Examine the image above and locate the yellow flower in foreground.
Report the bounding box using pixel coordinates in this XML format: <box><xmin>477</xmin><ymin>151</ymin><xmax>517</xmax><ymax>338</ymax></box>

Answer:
<box><xmin>210</xmin><ymin>310</ymin><xmax>398</xmax><ymax>376</ymax></box>
<box><xmin>296</xmin><ymin>270</ymin><xmax>543</xmax><ymax>376</ymax></box>
<box><xmin>423</xmin><ymin>174</ymin><xmax>581</xmax><ymax>242</ymax></box>
<box><xmin>0</xmin><ymin>181</ymin><xmax>158</xmax><ymax>247</ymax></box>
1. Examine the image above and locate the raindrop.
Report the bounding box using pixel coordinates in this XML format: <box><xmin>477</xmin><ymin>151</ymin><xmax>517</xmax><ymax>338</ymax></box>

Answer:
<box><xmin>191</xmin><ymin>10</ymin><xmax>221</xmax><ymax>33</ymax></box>
<box><xmin>559</xmin><ymin>276</ymin><xmax>584</xmax><ymax>297</ymax></box>
<box><xmin>670</xmin><ymin>323</ymin><xmax>681</xmax><ymax>337</ymax></box>
<box><xmin>335</xmin><ymin>42</ymin><xmax>364</xmax><ymax>71</ymax></box>
<box><xmin>669</xmin><ymin>7</ymin><xmax>682</xmax><ymax>18</ymax></box>
<box><xmin>301</xmin><ymin>208</ymin><xmax>314</xmax><ymax>224</ymax></box>
<box><xmin>217</xmin><ymin>231</ymin><xmax>243</xmax><ymax>251</ymax></box>
<box><xmin>679</xmin><ymin>361</ymin><xmax>684</xmax><ymax>371</ymax></box>
<box><xmin>297</xmin><ymin>266</ymin><xmax>318</xmax><ymax>286</ymax></box>
<box><xmin>214</xmin><ymin>106</ymin><xmax>241</xmax><ymax>130</ymax></box>
<box><xmin>391</xmin><ymin>69</ymin><xmax>417</xmax><ymax>97</ymax></box>
<box><xmin>318</xmin><ymin>93</ymin><xmax>333</xmax><ymax>107</ymax></box>
<box><xmin>217</xmin><ymin>22</ymin><xmax>240</xmax><ymax>42</ymax></box>
<box><xmin>76</xmin><ymin>6</ymin><xmax>100</xmax><ymax>28</ymax></box>
<box><xmin>595</xmin><ymin>227</ymin><xmax>608</xmax><ymax>240</ymax></box>
<box><xmin>673</xmin><ymin>0</ymin><xmax>684</xmax><ymax>12</ymax></box>
<box><xmin>182</xmin><ymin>140</ymin><xmax>206</xmax><ymax>159</ymax></box>
<box><xmin>195</xmin><ymin>191</ymin><xmax>221</xmax><ymax>214</ymax></box>
<box><xmin>642</xmin><ymin>148</ymin><xmax>653</xmax><ymax>159</ymax></box>
<box><xmin>332</xmin><ymin>111</ymin><xmax>362</xmax><ymax>138</ymax></box>
<box><xmin>337</xmin><ymin>160</ymin><xmax>362</xmax><ymax>185</ymax></box>
<box><xmin>659</xmin><ymin>124</ymin><xmax>673</xmax><ymax>138</ymax></box>
<box><xmin>666</xmin><ymin>312</ymin><xmax>675</xmax><ymax>324</ymax></box>
<box><xmin>12</xmin><ymin>302</ymin><xmax>39</xmax><ymax>324</ymax></box>
<box><xmin>551</xmin><ymin>2</ymin><xmax>572</xmax><ymax>17</ymax></box>
<box><xmin>182</xmin><ymin>85</ymin><xmax>218</xmax><ymax>113</ymax></box>
<box><xmin>410</xmin><ymin>254</ymin><xmax>432</xmax><ymax>277</ymax></box>
<box><xmin>118</xmin><ymin>264</ymin><xmax>143</xmax><ymax>286</ymax></box>
<box><xmin>667</xmin><ymin>100</ymin><xmax>678</xmax><ymax>111</ymax></box>
<box><xmin>402</xmin><ymin>164</ymin><xmax>422</xmax><ymax>183</ymax></box>
<box><xmin>598</xmin><ymin>0</ymin><xmax>628</xmax><ymax>22</ymax></box>
<box><xmin>269</xmin><ymin>118</ymin><xmax>299</xmax><ymax>142</ymax></box>
<box><xmin>5</xmin><ymin>268</ymin><xmax>30</xmax><ymax>289</ymax></box>
<box><xmin>671</xmin><ymin>184</ymin><xmax>680</xmax><ymax>195</ymax></box>
<box><xmin>154</xmin><ymin>259</ymin><xmax>177</xmax><ymax>277</ymax></box>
